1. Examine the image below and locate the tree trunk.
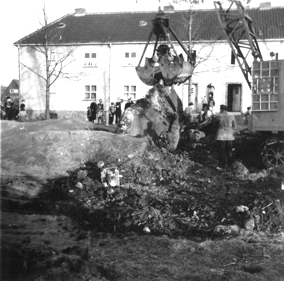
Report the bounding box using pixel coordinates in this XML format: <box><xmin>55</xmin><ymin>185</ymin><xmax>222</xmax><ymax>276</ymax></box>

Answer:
<box><xmin>46</xmin><ymin>81</ymin><xmax>50</xmax><ymax>120</ymax></box>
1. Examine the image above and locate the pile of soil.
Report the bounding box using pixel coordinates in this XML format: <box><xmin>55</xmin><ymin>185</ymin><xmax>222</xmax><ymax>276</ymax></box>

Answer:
<box><xmin>1</xmin><ymin>119</ymin><xmax>284</xmax><ymax>281</ymax></box>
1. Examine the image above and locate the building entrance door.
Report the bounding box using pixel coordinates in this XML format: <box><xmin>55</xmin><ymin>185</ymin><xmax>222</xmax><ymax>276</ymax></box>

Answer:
<box><xmin>227</xmin><ymin>84</ymin><xmax>242</xmax><ymax>112</ymax></box>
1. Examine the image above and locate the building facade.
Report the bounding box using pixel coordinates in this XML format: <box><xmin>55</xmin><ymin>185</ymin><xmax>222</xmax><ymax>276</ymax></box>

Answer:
<box><xmin>14</xmin><ymin>6</ymin><xmax>284</xmax><ymax>120</ymax></box>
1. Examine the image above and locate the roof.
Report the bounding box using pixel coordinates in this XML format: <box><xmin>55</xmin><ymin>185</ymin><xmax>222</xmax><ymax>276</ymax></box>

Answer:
<box><xmin>3</xmin><ymin>79</ymin><xmax>20</xmax><ymax>97</ymax></box>
<box><xmin>14</xmin><ymin>7</ymin><xmax>284</xmax><ymax>45</ymax></box>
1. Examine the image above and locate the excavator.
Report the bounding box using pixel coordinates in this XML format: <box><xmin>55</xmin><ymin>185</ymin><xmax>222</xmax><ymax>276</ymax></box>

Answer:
<box><xmin>135</xmin><ymin>3</ymin><xmax>284</xmax><ymax>167</ymax></box>
<box><xmin>136</xmin><ymin>8</ymin><xmax>195</xmax><ymax>86</ymax></box>
<box><xmin>214</xmin><ymin>0</ymin><xmax>284</xmax><ymax>167</ymax></box>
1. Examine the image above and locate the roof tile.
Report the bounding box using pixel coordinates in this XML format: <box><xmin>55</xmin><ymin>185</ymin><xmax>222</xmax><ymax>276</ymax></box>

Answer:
<box><xmin>14</xmin><ymin>8</ymin><xmax>284</xmax><ymax>45</ymax></box>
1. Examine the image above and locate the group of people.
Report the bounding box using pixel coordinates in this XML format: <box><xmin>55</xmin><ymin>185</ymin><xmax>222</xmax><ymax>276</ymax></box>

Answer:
<box><xmin>1</xmin><ymin>97</ymin><xmax>27</xmax><ymax>122</ymax></box>
<box><xmin>182</xmin><ymin>83</ymin><xmax>240</xmax><ymax>171</ymax></box>
<box><xmin>184</xmin><ymin>100</ymin><xmax>236</xmax><ymax>171</ymax></box>
<box><xmin>199</xmin><ymin>85</ymin><xmax>216</xmax><ymax>123</ymax></box>
<box><xmin>87</xmin><ymin>97</ymin><xmax>134</xmax><ymax>125</ymax></box>
<box><xmin>87</xmin><ymin>99</ymin><xmax>105</xmax><ymax>124</ymax></box>
<box><xmin>183</xmin><ymin>92</ymin><xmax>216</xmax><ymax>126</ymax></box>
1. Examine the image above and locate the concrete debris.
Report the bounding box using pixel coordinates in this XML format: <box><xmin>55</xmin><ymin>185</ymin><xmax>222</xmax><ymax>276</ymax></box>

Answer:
<box><xmin>101</xmin><ymin>167</ymin><xmax>121</xmax><ymax>187</ymax></box>
<box><xmin>188</xmin><ymin>129</ymin><xmax>206</xmax><ymax>142</ymax></box>
<box><xmin>231</xmin><ymin>162</ymin><xmax>249</xmax><ymax>179</ymax></box>
<box><xmin>247</xmin><ymin>170</ymin><xmax>267</xmax><ymax>181</ymax></box>
<box><xmin>75</xmin><ymin>182</ymin><xmax>84</xmax><ymax>189</ymax></box>
<box><xmin>143</xmin><ymin>226</ymin><xmax>151</xmax><ymax>233</ymax></box>
<box><xmin>77</xmin><ymin>170</ymin><xmax>88</xmax><ymax>180</ymax></box>
<box><xmin>97</xmin><ymin>161</ymin><xmax>105</xmax><ymax>168</ymax></box>
<box><xmin>236</xmin><ymin>205</ymin><xmax>249</xmax><ymax>213</ymax></box>
<box><xmin>245</xmin><ymin>218</ymin><xmax>255</xmax><ymax>231</ymax></box>
<box><xmin>214</xmin><ymin>225</ymin><xmax>240</xmax><ymax>235</ymax></box>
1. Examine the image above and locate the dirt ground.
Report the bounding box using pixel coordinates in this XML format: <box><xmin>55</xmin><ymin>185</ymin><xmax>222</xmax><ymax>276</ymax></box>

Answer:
<box><xmin>1</xmin><ymin>119</ymin><xmax>284</xmax><ymax>281</ymax></box>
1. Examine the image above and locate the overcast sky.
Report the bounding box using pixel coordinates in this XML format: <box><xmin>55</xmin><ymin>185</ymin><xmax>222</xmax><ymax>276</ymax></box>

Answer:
<box><xmin>1</xmin><ymin>0</ymin><xmax>283</xmax><ymax>86</ymax></box>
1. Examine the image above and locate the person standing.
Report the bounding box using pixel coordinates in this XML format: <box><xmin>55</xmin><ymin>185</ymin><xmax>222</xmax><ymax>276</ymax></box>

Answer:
<box><xmin>87</xmin><ymin>107</ymin><xmax>92</xmax><ymax>122</ymax></box>
<box><xmin>208</xmin><ymin>93</ymin><xmax>215</xmax><ymax>112</ymax></box>
<box><xmin>20</xmin><ymin>100</ymin><xmax>26</xmax><ymax>111</ymax></box>
<box><xmin>183</xmin><ymin>102</ymin><xmax>194</xmax><ymax>125</ymax></box>
<box><xmin>0</xmin><ymin>103</ymin><xmax>5</xmax><ymax>119</ymax></box>
<box><xmin>124</xmin><ymin>97</ymin><xmax>134</xmax><ymax>110</ymax></box>
<box><xmin>215</xmin><ymin>104</ymin><xmax>236</xmax><ymax>170</ymax></box>
<box><xmin>4</xmin><ymin>97</ymin><xmax>12</xmax><ymax>120</ymax></box>
<box><xmin>16</xmin><ymin>108</ymin><xmax>28</xmax><ymax>122</ymax></box>
<box><xmin>201</xmin><ymin>95</ymin><xmax>208</xmax><ymax>111</ymax></box>
<box><xmin>115</xmin><ymin>98</ymin><xmax>122</xmax><ymax>124</ymax></box>
<box><xmin>243</xmin><ymin>106</ymin><xmax>251</xmax><ymax>127</ymax></box>
<box><xmin>97</xmin><ymin>99</ymin><xmax>104</xmax><ymax>124</ymax></box>
<box><xmin>90</xmin><ymin>99</ymin><xmax>97</xmax><ymax>122</ymax></box>
<box><xmin>9</xmin><ymin>102</ymin><xmax>18</xmax><ymax>120</ymax></box>
<box><xmin>108</xmin><ymin>102</ymin><xmax>116</xmax><ymax>125</ymax></box>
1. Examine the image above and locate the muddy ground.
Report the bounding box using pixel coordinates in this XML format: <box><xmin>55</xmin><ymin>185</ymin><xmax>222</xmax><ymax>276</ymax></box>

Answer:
<box><xmin>1</xmin><ymin>119</ymin><xmax>284</xmax><ymax>281</ymax></box>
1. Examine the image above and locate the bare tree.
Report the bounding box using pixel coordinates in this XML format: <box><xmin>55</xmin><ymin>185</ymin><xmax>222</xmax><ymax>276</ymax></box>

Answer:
<box><xmin>20</xmin><ymin>5</ymin><xmax>81</xmax><ymax>119</ymax></box>
<box><xmin>171</xmin><ymin>0</ymin><xmax>222</xmax><ymax>105</ymax></box>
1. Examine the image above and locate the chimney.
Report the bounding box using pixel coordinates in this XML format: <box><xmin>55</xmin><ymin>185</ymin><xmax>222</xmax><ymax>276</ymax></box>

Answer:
<box><xmin>164</xmin><ymin>5</ymin><xmax>174</xmax><ymax>12</ymax></box>
<box><xmin>259</xmin><ymin>2</ymin><xmax>271</xmax><ymax>10</ymax></box>
<box><xmin>74</xmin><ymin>8</ymin><xmax>86</xmax><ymax>17</ymax></box>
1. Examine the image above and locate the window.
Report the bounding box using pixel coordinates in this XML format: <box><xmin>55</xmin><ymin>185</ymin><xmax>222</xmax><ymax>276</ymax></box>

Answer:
<box><xmin>85</xmin><ymin>85</ymin><xmax>96</xmax><ymax>99</ymax></box>
<box><xmin>230</xmin><ymin>51</ymin><xmax>235</xmax><ymax>65</ymax></box>
<box><xmin>252</xmin><ymin>61</ymin><xmax>279</xmax><ymax>111</ymax></box>
<box><xmin>124</xmin><ymin>52</ymin><xmax>136</xmax><ymax>66</ymax></box>
<box><xmin>84</xmin><ymin>53</ymin><xmax>97</xmax><ymax>66</ymax></box>
<box><xmin>124</xmin><ymin>85</ymin><xmax>136</xmax><ymax>99</ymax></box>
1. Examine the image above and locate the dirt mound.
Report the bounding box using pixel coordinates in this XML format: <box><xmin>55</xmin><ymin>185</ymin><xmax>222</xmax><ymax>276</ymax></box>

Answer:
<box><xmin>1</xmin><ymin>119</ymin><xmax>152</xmax><ymax>199</ymax></box>
<box><xmin>1</xmin><ymin>119</ymin><xmax>95</xmax><ymax>133</ymax></box>
<box><xmin>1</xmin><ymin>119</ymin><xmax>284</xmax><ymax>281</ymax></box>
<box><xmin>1</xmin><ymin>119</ymin><xmax>150</xmax><ymax>178</ymax></box>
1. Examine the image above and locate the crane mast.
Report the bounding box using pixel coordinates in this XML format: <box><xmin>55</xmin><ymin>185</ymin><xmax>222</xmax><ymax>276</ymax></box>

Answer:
<box><xmin>214</xmin><ymin>1</ymin><xmax>263</xmax><ymax>89</ymax></box>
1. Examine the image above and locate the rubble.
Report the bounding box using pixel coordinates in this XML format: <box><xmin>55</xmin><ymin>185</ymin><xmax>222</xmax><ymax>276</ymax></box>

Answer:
<box><xmin>2</xmin><ymin>118</ymin><xmax>284</xmax><ymax>280</ymax></box>
<box><xmin>60</xmin><ymin>145</ymin><xmax>284</xmax><ymax>238</ymax></box>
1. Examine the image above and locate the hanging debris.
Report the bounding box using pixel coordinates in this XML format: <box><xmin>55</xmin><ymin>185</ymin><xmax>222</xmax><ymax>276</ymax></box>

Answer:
<box><xmin>116</xmin><ymin>83</ymin><xmax>183</xmax><ymax>151</ymax></box>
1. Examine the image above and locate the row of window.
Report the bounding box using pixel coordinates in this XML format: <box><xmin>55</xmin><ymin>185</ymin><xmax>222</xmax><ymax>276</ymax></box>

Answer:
<box><xmin>83</xmin><ymin>52</ymin><xmax>137</xmax><ymax>67</ymax></box>
<box><xmin>84</xmin><ymin>52</ymin><xmax>136</xmax><ymax>59</ymax></box>
<box><xmin>85</xmin><ymin>85</ymin><xmax>137</xmax><ymax>100</ymax></box>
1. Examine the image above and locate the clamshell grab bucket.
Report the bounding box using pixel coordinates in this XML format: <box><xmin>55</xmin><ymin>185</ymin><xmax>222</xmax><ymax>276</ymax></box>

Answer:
<box><xmin>136</xmin><ymin>10</ymin><xmax>196</xmax><ymax>87</ymax></box>
<box><xmin>136</xmin><ymin>58</ymin><xmax>159</xmax><ymax>86</ymax></box>
<box><xmin>136</xmin><ymin>55</ymin><xmax>194</xmax><ymax>86</ymax></box>
<box><xmin>176</xmin><ymin>61</ymin><xmax>194</xmax><ymax>84</ymax></box>
<box><xmin>160</xmin><ymin>56</ymin><xmax>194</xmax><ymax>85</ymax></box>
<box><xmin>159</xmin><ymin>56</ymin><xmax>182</xmax><ymax>85</ymax></box>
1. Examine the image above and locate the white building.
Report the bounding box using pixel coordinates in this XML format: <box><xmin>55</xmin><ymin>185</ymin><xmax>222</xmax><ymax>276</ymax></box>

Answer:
<box><xmin>14</xmin><ymin>5</ymin><xmax>284</xmax><ymax>120</ymax></box>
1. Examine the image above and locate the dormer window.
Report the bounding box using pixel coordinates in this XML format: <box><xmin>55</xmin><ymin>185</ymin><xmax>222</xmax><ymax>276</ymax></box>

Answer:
<box><xmin>58</xmin><ymin>22</ymin><xmax>66</xmax><ymax>29</ymax></box>
<box><xmin>139</xmin><ymin>21</ymin><xmax>147</xmax><ymax>27</ymax></box>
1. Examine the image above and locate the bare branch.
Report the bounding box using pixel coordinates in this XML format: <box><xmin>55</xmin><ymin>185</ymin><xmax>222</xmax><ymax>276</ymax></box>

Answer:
<box><xmin>20</xmin><ymin>62</ymin><xmax>47</xmax><ymax>82</ymax></box>
<box><xmin>21</xmin><ymin>5</ymin><xmax>81</xmax><ymax>120</ymax></box>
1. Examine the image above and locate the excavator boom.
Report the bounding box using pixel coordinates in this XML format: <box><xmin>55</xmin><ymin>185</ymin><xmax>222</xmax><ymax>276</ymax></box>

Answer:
<box><xmin>214</xmin><ymin>1</ymin><xmax>263</xmax><ymax>89</ymax></box>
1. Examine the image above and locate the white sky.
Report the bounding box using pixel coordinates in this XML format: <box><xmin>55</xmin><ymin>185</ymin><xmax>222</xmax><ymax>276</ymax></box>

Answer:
<box><xmin>0</xmin><ymin>0</ymin><xmax>283</xmax><ymax>86</ymax></box>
